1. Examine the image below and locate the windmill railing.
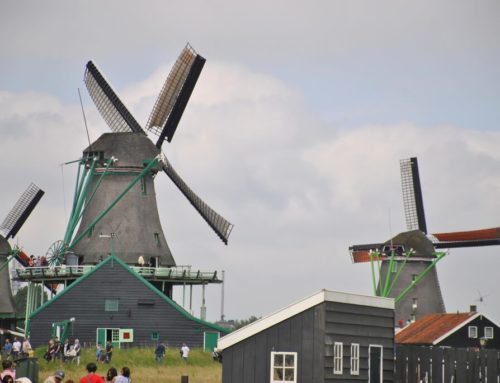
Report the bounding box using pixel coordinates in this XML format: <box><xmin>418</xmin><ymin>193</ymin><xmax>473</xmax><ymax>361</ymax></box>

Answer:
<box><xmin>15</xmin><ymin>265</ymin><xmax>221</xmax><ymax>284</ymax></box>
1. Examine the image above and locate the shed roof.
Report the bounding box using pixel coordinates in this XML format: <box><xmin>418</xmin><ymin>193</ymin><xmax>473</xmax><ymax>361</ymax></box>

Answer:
<box><xmin>395</xmin><ymin>312</ymin><xmax>479</xmax><ymax>345</ymax></box>
<box><xmin>217</xmin><ymin>289</ymin><xmax>393</xmax><ymax>350</ymax></box>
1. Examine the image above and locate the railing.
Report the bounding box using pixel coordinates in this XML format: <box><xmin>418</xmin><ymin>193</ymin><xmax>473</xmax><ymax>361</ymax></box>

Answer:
<box><xmin>15</xmin><ymin>265</ymin><xmax>220</xmax><ymax>283</ymax></box>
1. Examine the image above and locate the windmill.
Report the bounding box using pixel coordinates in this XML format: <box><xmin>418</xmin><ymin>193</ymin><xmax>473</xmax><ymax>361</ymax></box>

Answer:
<box><xmin>0</xmin><ymin>183</ymin><xmax>44</xmax><ymax>324</ymax></box>
<box><xmin>39</xmin><ymin>44</ymin><xmax>232</xmax><ymax>297</ymax></box>
<box><xmin>349</xmin><ymin>157</ymin><xmax>500</xmax><ymax>324</ymax></box>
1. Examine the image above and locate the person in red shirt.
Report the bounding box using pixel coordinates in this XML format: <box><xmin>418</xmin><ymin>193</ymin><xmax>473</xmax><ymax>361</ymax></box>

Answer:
<box><xmin>79</xmin><ymin>363</ymin><xmax>105</xmax><ymax>383</ymax></box>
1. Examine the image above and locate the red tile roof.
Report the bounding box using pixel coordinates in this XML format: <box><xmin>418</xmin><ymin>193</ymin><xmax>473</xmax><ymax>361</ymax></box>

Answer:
<box><xmin>395</xmin><ymin>312</ymin><xmax>477</xmax><ymax>345</ymax></box>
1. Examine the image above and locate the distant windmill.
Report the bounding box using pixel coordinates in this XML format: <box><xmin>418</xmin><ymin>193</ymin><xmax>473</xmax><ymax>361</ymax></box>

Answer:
<box><xmin>349</xmin><ymin>157</ymin><xmax>500</xmax><ymax>323</ymax></box>
<box><xmin>44</xmin><ymin>45</ymin><xmax>233</xmax><ymax>281</ymax></box>
<box><xmin>0</xmin><ymin>183</ymin><xmax>44</xmax><ymax>320</ymax></box>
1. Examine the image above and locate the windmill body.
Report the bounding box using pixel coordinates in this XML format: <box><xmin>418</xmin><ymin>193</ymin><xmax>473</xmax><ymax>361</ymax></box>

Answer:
<box><xmin>377</xmin><ymin>231</ymin><xmax>446</xmax><ymax>323</ymax></box>
<box><xmin>72</xmin><ymin>132</ymin><xmax>175</xmax><ymax>266</ymax></box>
<box><xmin>0</xmin><ymin>236</ymin><xmax>16</xmax><ymax>320</ymax></box>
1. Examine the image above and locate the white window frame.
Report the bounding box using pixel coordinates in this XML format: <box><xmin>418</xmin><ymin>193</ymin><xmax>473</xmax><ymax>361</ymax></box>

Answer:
<box><xmin>350</xmin><ymin>343</ymin><xmax>360</xmax><ymax>375</ymax></box>
<box><xmin>270</xmin><ymin>351</ymin><xmax>297</xmax><ymax>383</ymax></box>
<box><xmin>334</xmin><ymin>342</ymin><xmax>343</xmax><ymax>375</ymax></box>
<box><xmin>468</xmin><ymin>326</ymin><xmax>478</xmax><ymax>338</ymax></box>
<box><xmin>484</xmin><ymin>326</ymin><xmax>494</xmax><ymax>339</ymax></box>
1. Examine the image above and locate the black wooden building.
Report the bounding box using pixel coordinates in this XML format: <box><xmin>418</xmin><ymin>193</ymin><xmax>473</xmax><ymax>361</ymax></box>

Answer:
<box><xmin>217</xmin><ymin>289</ymin><xmax>395</xmax><ymax>383</ymax></box>
<box><xmin>27</xmin><ymin>255</ymin><xmax>228</xmax><ymax>348</ymax></box>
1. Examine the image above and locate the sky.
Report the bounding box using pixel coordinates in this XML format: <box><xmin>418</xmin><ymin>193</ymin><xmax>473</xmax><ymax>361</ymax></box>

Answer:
<box><xmin>1</xmin><ymin>1</ymin><xmax>500</xmax><ymax>324</ymax></box>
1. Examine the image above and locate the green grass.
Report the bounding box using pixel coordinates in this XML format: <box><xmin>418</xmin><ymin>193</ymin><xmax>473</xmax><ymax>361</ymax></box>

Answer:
<box><xmin>35</xmin><ymin>347</ymin><xmax>221</xmax><ymax>383</ymax></box>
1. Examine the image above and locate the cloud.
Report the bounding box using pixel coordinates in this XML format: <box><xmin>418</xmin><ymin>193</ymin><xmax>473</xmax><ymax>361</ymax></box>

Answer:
<box><xmin>1</xmin><ymin>55</ymin><xmax>500</xmax><ymax>323</ymax></box>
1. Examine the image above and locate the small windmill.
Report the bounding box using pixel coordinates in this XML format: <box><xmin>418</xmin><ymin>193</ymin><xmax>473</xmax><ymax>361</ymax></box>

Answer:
<box><xmin>349</xmin><ymin>157</ymin><xmax>500</xmax><ymax>323</ymax></box>
<box><xmin>47</xmin><ymin>44</ymin><xmax>233</xmax><ymax>273</ymax></box>
<box><xmin>0</xmin><ymin>183</ymin><xmax>44</xmax><ymax>319</ymax></box>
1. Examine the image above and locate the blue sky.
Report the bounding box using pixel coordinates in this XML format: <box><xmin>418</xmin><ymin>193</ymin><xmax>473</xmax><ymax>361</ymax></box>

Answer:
<box><xmin>1</xmin><ymin>0</ymin><xmax>500</xmax><ymax>323</ymax></box>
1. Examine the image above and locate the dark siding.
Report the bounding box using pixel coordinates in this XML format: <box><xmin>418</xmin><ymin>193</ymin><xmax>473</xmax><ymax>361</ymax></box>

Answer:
<box><xmin>29</xmin><ymin>260</ymin><xmax>222</xmax><ymax>348</ymax></box>
<box><xmin>222</xmin><ymin>304</ymin><xmax>325</xmax><ymax>383</ymax></box>
<box><xmin>324</xmin><ymin>302</ymin><xmax>394</xmax><ymax>383</ymax></box>
<box><xmin>436</xmin><ymin>316</ymin><xmax>500</xmax><ymax>349</ymax></box>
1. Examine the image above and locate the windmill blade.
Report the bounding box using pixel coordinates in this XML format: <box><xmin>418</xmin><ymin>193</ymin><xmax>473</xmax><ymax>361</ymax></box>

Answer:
<box><xmin>161</xmin><ymin>156</ymin><xmax>233</xmax><ymax>244</ymax></box>
<box><xmin>431</xmin><ymin>227</ymin><xmax>500</xmax><ymax>248</ymax></box>
<box><xmin>84</xmin><ymin>61</ymin><xmax>145</xmax><ymax>134</ymax></box>
<box><xmin>400</xmin><ymin>157</ymin><xmax>427</xmax><ymax>233</ymax></box>
<box><xmin>0</xmin><ymin>183</ymin><xmax>44</xmax><ymax>239</ymax></box>
<box><xmin>145</xmin><ymin>44</ymin><xmax>206</xmax><ymax>147</ymax></box>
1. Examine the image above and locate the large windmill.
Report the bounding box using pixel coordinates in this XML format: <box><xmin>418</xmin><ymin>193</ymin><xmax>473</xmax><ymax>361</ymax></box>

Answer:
<box><xmin>42</xmin><ymin>44</ymin><xmax>233</xmax><ymax>270</ymax></box>
<box><xmin>0</xmin><ymin>183</ymin><xmax>44</xmax><ymax>327</ymax></box>
<box><xmin>349</xmin><ymin>157</ymin><xmax>500</xmax><ymax>324</ymax></box>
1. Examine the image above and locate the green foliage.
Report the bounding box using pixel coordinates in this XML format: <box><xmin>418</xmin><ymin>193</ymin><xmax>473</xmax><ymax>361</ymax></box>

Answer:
<box><xmin>14</xmin><ymin>285</ymin><xmax>49</xmax><ymax>314</ymax></box>
<box><xmin>233</xmin><ymin>315</ymin><xmax>260</xmax><ymax>330</ymax></box>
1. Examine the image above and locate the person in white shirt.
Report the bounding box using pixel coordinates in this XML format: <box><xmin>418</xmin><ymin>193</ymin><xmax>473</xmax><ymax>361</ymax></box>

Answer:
<box><xmin>180</xmin><ymin>343</ymin><xmax>190</xmax><ymax>361</ymax></box>
<box><xmin>12</xmin><ymin>337</ymin><xmax>21</xmax><ymax>359</ymax></box>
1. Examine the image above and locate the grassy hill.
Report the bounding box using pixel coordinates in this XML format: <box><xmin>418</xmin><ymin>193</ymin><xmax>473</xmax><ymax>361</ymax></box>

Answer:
<box><xmin>36</xmin><ymin>347</ymin><xmax>221</xmax><ymax>383</ymax></box>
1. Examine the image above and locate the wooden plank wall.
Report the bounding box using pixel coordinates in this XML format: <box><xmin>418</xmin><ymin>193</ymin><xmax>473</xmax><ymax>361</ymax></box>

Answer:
<box><xmin>396</xmin><ymin>345</ymin><xmax>500</xmax><ymax>382</ymax></box>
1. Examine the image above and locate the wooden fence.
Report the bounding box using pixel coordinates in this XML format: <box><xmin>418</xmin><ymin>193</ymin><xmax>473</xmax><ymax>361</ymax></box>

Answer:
<box><xmin>396</xmin><ymin>345</ymin><xmax>500</xmax><ymax>383</ymax></box>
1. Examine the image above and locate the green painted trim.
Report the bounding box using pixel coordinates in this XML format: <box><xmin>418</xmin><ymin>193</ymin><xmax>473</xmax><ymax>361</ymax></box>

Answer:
<box><xmin>28</xmin><ymin>255</ymin><xmax>230</xmax><ymax>335</ymax></box>
<box><xmin>0</xmin><ymin>313</ymin><xmax>16</xmax><ymax>318</ymax></box>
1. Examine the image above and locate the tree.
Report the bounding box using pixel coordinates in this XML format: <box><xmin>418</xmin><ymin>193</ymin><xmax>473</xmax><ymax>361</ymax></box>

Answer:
<box><xmin>233</xmin><ymin>315</ymin><xmax>260</xmax><ymax>330</ymax></box>
<box><xmin>14</xmin><ymin>285</ymin><xmax>49</xmax><ymax>316</ymax></box>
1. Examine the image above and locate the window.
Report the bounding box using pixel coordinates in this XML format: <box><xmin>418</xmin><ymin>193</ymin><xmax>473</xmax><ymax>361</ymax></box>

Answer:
<box><xmin>350</xmin><ymin>343</ymin><xmax>359</xmax><ymax>375</ymax></box>
<box><xmin>468</xmin><ymin>326</ymin><xmax>478</xmax><ymax>338</ymax></box>
<box><xmin>334</xmin><ymin>342</ymin><xmax>343</xmax><ymax>375</ymax></box>
<box><xmin>485</xmin><ymin>327</ymin><xmax>494</xmax><ymax>339</ymax></box>
<box><xmin>105</xmin><ymin>299</ymin><xmax>119</xmax><ymax>312</ymax></box>
<box><xmin>111</xmin><ymin>329</ymin><xmax>120</xmax><ymax>342</ymax></box>
<box><xmin>151</xmin><ymin>331</ymin><xmax>160</xmax><ymax>341</ymax></box>
<box><xmin>270</xmin><ymin>352</ymin><xmax>297</xmax><ymax>383</ymax></box>
<box><xmin>154</xmin><ymin>233</ymin><xmax>161</xmax><ymax>248</ymax></box>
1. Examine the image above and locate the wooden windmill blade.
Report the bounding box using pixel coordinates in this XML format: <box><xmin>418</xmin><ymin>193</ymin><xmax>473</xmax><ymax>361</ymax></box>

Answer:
<box><xmin>432</xmin><ymin>227</ymin><xmax>500</xmax><ymax>248</ymax></box>
<box><xmin>349</xmin><ymin>243</ymin><xmax>385</xmax><ymax>263</ymax></box>
<box><xmin>161</xmin><ymin>156</ymin><xmax>233</xmax><ymax>244</ymax></box>
<box><xmin>145</xmin><ymin>44</ymin><xmax>206</xmax><ymax>147</ymax></box>
<box><xmin>400</xmin><ymin>157</ymin><xmax>427</xmax><ymax>233</ymax></box>
<box><xmin>84</xmin><ymin>60</ymin><xmax>145</xmax><ymax>134</ymax></box>
<box><xmin>0</xmin><ymin>183</ymin><xmax>44</xmax><ymax>240</ymax></box>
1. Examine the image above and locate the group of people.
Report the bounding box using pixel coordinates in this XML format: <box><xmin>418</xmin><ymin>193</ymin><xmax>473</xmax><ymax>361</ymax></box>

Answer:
<box><xmin>44</xmin><ymin>338</ymin><xmax>81</xmax><ymax>365</ymax></box>
<box><xmin>154</xmin><ymin>341</ymin><xmax>190</xmax><ymax>362</ymax></box>
<box><xmin>95</xmin><ymin>341</ymin><xmax>113</xmax><ymax>364</ymax></box>
<box><xmin>27</xmin><ymin>254</ymin><xmax>48</xmax><ymax>268</ymax></box>
<box><xmin>1</xmin><ymin>337</ymin><xmax>32</xmax><ymax>361</ymax></box>
<box><xmin>43</xmin><ymin>363</ymin><xmax>131</xmax><ymax>383</ymax></box>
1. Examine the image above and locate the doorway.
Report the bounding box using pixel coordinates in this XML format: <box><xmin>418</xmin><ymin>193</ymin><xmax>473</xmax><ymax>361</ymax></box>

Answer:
<box><xmin>368</xmin><ymin>345</ymin><xmax>383</xmax><ymax>383</ymax></box>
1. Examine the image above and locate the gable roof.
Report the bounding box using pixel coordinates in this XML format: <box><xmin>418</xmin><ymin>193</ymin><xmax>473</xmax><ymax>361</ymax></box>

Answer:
<box><xmin>27</xmin><ymin>255</ymin><xmax>229</xmax><ymax>334</ymax></box>
<box><xmin>217</xmin><ymin>289</ymin><xmax>394</xmax><ymax>350</ymax></box>
<box><xmin>396</xmin><ymin>312</ymin><xmax>480</xmax><ymax>345</ymax></box>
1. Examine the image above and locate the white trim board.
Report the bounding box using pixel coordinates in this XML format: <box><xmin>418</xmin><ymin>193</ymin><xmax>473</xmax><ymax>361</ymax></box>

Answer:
<box><xmin>217</xmin><ymin>289</ymin><xmax>394</xmax><ymax>350</ymax></box>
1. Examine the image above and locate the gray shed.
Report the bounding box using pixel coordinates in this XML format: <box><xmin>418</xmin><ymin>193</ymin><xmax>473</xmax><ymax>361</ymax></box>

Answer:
<box><xmin>27</xmin><ymin>255</ymin><xmax>228</xmax><ymax>348</ymax></box>
<box><xmin>217</xmin><ymin>289</ymin><xmax>394</xmax><ymax>383</ymax></box>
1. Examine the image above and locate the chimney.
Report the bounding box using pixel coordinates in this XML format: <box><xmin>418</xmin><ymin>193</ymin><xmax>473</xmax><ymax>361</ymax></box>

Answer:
<box><xmin>470</xmin><ymin>305</ymin><xmax>477</xmax><ymax>313</ymax></box>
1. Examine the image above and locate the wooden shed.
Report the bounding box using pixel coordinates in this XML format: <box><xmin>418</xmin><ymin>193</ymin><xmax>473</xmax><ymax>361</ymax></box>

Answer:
<box><xmin>27</xmin><ymin>255</ymin><xmax>228</xmax><ymax>348</ymax></box>
<box><xmin>217</xmin><ymin>289</ymin><xmax>395</xmax><ymax>383</ymax></box>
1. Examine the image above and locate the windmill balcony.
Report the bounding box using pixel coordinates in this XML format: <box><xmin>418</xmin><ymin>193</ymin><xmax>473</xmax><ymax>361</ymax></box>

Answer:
<box><xmin>15</xmin><ymin>264</ymin><xmax>221</xmax><ymax>285</ymax></box>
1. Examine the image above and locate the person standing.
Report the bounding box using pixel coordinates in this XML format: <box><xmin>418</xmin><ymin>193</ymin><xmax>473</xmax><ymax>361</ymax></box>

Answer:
<box><xmin>104</xmin><ymin>341</ymin><xmax>113</xmax><ymax>364</ymax></box>
<box><xmin>114</xmin><ymin>367</ymin><xmax>130</xmax><ymax>383</ymax></box>
<box><xmin>1</xmin><ymin>361</ymin><xmax>15</xmax><ymax>380</ymax></box>
<box><xmin>79</xmin><ymin>363</ymin><xmax>105</xmax><ymax>383</ymax></box>
<box><xmin>154</xmin><ymin>342</ymin><xmax>166</xmax><ymax>362</ymax></box>
<box><xmin>21</xmin><ymin>336</ymin><xmax>32</xmax><ymax>357</ymax></box>
<box><xmin>3</xmin><ymin>339</ymin><xmax>12</xmax><ymax>359</ymax></box>
<box><xmin>180</xmin><ymin>343</ymin><xmax>190</xmax><ymax>361</ymax></box>
<box><xmin>73</xmin><ymin>339</ymin><xmax>81</xmax><ymax>366</ymax></box>
<box><xmin>11</xmin><ymin>338</ymin><xmax>21</xmax><ymax>359</ymax></box>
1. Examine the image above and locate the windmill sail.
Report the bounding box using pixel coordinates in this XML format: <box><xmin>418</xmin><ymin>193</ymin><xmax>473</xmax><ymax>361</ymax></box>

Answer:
<box><xmin>162</xmin><ymin>157</ymin><xmax>233</xmax><ymax>244</ymax></box>
<box><xmin>400</xmin><ymin>157</ymin><xmax>427</xmax><ymax>233</ymax></box>
<box><xmin>0</xmin><ymin>183</ymin><xmax>44</xmax><ymax>239</ymax></box>
<box><xmin>84</xmin><ymin>61</ymin><xmax>145</xmax><ymax>134</ymax></box>
<box><xmin>146</xmin><ymin>44</ymin><xmax>206</xmax><ymax>147</ymax></box>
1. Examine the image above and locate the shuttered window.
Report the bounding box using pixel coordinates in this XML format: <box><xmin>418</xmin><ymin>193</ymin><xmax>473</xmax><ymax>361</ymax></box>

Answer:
<box><xmin>350</xmin><ymin>343</ymin><xmax>359</xmax><ymax>375</ymax></box>
<box><xmin>334</xmin><ymin>342</ymin><xmax>343</xmax><ymax>375</ymax></box>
